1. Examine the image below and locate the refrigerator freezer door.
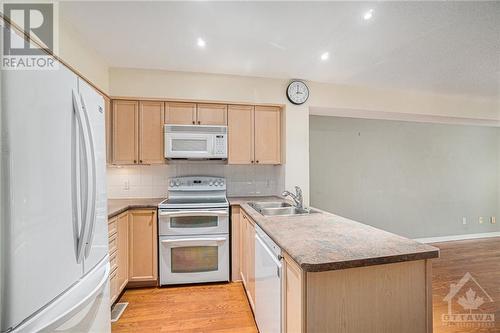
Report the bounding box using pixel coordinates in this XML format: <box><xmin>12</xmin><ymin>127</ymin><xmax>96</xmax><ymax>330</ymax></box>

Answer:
<box><xmin>2</xmin><ymin>60</ymin><xmax>84</xmax><ymax>330</ymax></box>
<box><xmin>13</xmin><ymin>258</ymin><xmax>111</xmax><ymax>333</ymax></box>
<box><xmin>77</xmin><ymin>78</ymin><xmax>109</xmax><ymax>274</ymax></box>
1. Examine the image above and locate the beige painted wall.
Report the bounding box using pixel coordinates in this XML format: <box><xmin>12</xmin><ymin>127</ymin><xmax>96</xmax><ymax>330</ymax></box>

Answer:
<box><xmin>109</xmin><ymin>67</ymin><xmax>499</xmax><ymax>205</ymax></box>
<box><xmin>58</xmin><ymin>18</ymin><xmax>109</xmax><ymax>93</ymax></box>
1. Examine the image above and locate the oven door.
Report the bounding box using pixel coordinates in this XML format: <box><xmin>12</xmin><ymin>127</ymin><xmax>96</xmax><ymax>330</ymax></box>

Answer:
<box><xmin>158</xmin><ymin>208</ymin><xmax>229</xmax><ymax>236</ymax></box>
<box><xmin>165</xmin><ymin>132</ymin><xmax>215</xmax><ymax>159</ymax></box>
<box><xmin>159</xmin><ymin>234</ymin><xmax>229</xmax><ymax>285</ymax></box>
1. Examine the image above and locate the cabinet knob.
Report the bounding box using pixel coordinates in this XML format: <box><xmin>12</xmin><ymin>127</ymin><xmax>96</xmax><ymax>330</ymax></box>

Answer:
<box><xmin>197</xmin><ymin>121</ymin><xmax>201</xmax><ymax>125</ymax></box>
<box><xmin>256</xmin><ymin>160</ymin><xmax>259</xmax><ymax>164</ymax></box>
<box><xmin>192</xmin><ymin>120</ymin><xmax>195</xmax><ymax>124</ymax></box>
<box><xmin>251</xmin><ymin>160</ymin><xmax>254</xmax><ymax>164</ymax></box>
<box><xmin>140</xmin><ymin>160</ymin><xmax>143</xmax><ymax>163</ymax></box>
<box><xmin>133</xmin><ymin>160</ymin><xmax>137</xmax><ymax>164</ymax></box>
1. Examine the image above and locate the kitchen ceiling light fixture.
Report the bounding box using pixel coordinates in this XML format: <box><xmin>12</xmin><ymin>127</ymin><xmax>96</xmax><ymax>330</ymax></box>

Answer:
<box><xmin>320</xmin><ymin>52</ymin><xmax>330</xmax><ymax>61</ymax></box>
<box><xmin>363</xmin><ymin>9</ymin><xmax>374</xmax><ymax>20</ymax></box>
<box><xmin>197</xmin><ymin>37</ymin><xmax>206</xmax><ymax>48</ymax></box>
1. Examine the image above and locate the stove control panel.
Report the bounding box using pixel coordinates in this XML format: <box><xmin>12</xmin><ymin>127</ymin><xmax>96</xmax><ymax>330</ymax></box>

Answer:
<box><xmin>168</xmin><ymin>176</ymin><xmax>226</xmax><ymax>190</ymax></box>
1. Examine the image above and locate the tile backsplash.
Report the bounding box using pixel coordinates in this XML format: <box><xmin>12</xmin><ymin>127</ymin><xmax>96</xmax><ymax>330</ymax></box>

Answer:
<box><xmin>107</xmin><ymin>162</ymin><xmax>284</xmax><ymax>199</ymax></box>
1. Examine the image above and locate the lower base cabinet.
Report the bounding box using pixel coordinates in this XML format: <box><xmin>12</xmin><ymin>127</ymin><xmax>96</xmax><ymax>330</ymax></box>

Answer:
<box><xmin>108</xmin><ymin>208</ymin><xmax>158</xmax><ymax>305</ymax></box>
<box><xmin>128</xmin><ymin>209</ymin><xmax>158</xmax><ymax>286</ymax></box>
<box><xmin>239</xmin><ymin>209</ymin><xmax>256</xmax><ymax>311</ymax></box>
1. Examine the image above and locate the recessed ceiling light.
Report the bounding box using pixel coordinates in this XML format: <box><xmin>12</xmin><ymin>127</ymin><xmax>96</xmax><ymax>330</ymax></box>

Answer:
<box><xmin>363</xmin><ymin>9</ymin><xmax>374</xmax><ymax>20</ymax></box>
<box><xmin>320</xmin><ymin>52</ymin><xmax>330</xmax><ymax>61</ymax></box>
<box><xmin>197</xmin><ymin>37</ymin><xmax>206</xmax><ymax>48</ymax></box>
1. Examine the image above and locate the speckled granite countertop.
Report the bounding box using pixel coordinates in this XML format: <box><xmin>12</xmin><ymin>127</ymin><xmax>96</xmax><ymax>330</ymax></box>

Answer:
<box><xmin>108</xmin><ymin>198</ymin><xmax>164</xmax><ymax>218</ymax></box>
<box><xmin>230</xmin><ymin>196</ymin><xmax>439</xmax><ymax>272</ymax></box>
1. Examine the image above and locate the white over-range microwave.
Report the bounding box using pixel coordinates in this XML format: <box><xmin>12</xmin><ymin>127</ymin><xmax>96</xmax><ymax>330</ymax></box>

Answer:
<box><xmin>164</xmin><ymin>125</ymin><xmax>228</xmax><ymax>159</ymax></box>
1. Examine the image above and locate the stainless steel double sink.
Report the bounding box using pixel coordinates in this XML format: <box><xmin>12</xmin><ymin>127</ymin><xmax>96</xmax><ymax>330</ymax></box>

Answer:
<box><xmin>248</xmin><ymin>201</ymin><xmax>319</xmax><ymax>216</ymax></box>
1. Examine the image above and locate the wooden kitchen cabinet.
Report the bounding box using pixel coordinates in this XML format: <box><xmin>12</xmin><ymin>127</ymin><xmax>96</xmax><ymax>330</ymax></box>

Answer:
<box><xmin>228</xmin><ymin>105</ymin><xmax>281</xmax><ymax>165</ymax></box>
<box><xmin>196</xmin><ymin>103</ymin><xmax>228</xmax><ymax>125</ymax></box>
<box><xmin>116</xmin><ymin>212</ymin><xmax>129</xmax><ymax>293</ymax></box>
<box><xmin>228</xmin><ymin>105</ymin><xmax>254</xmax><ymax>164</ymax></box>
<box><xmin>239</xmin><ymin>209</ymin><xmax>255</xmax><ymax>311</ymax></box>
<box><xmin>108</xmin><ymin>211</ymin><xmax>129</xmax><ymax>304</ymax></box>
<box><xmin>139</xmin><ymin>101</ymin><xmax>165</xmax><ymax>164</ymax></box>
<box><xmin>283</xmin><ymin>253</ymin><xmax>305</xmax><ymax>333</ymax></box>
<box><xmin>112</xmin><ymin>100</ymin><xmax>138</xmax><ymax>164</ymax></box>
<box><xmin>104</xmin><ymin>95</ymin><xmax>112</xmax><ymax>164</ymax></box>
<box><xmin>111</xmin><ymin>100</ymin><xmax>165</xmax><ymax>165</ymax></box>
<box><xmin>254</xmin><ymin>106</ymin><xmax>281</xmax><ymax>164</ymax></box>
<box><xmin>231</xmin><ymin>206</ymin><xmax>242</xmax><ymax>281</ymax></box>
<box><xmin>128</xmin><ymin>209</ymin><xmax>158</xmax><ymax>285</ymax></box>
<box><xmin>165</xmin><ymin>102</ymin><xmax>197</xmax><ymax>125</ymax></box>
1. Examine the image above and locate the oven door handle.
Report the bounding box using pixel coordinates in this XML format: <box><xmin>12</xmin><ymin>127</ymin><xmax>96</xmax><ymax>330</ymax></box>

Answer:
<box><xmin>159</xmin><ymin>210</ymin><xmax>228</xmax><ymax>217</ymax></box>
<box><xmin>161</xmin><ymin>237</ymin><xmax>226</xmax><ymax>245</ymax></box>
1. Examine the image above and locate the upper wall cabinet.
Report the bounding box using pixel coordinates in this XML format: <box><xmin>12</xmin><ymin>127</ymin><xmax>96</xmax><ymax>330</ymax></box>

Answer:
<box><xmin>254</xmin><ymin>106</ymin><xmax>281</xmax><ymax>164</ymax></box>
<box><xmin>112</xmin><ymin>100</ymin><xmax>138</xmax><ymax>164</ymax></box>
<box><xmin>164</xmin><ymin>102</ymin><xmax>227</xmax><ymax>125</ymax></box>
<box><xmin>228</xmin><ymin>105</ymin><xmax>254</xmax><ymax>164</ymax></box>
<box><xmin>139</xmin><ymin>101</ymin><xmax>165</xmax><ymax>164</ymax></box>
<box><xmin>165</xmin><ymin>102</ymin><xmax>196</xmax><ymax>125</ymax></box>
<box><xmin>228</xmin><ymin>105</ymin><xmax>281</xmax><ymax>165</ymax></box>
<box><xmin>197</xmin><ymin>104</ymin><xmax>228</xmax><ymax>125</ymax></box>
<box><xmin>112</xmin><ymin>100</ymin><xmax>164</xmax><ymax>165</ymax></box>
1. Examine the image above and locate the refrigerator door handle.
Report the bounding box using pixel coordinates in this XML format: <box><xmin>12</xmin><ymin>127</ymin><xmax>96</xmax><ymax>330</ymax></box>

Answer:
<box><xmin>79</xmin><ymin>91</ymin><xmax>98</xmax><ymax>259</ymax></box>
<box><xmin>72</xmin><ymin>89</ymin><xmax>93</xmax><ymax>263</ymax></box>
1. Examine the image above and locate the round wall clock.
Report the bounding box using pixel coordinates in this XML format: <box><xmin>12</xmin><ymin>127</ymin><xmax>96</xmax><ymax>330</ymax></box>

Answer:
<box><xmin>286</xmin><ymin>80</ymin><xmax>309</xmax><ymax>105</ymax></box>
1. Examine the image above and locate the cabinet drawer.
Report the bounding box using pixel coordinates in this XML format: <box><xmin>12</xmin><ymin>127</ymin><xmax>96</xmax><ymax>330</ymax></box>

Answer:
<box><xmin>108</xmin><ymin>217</ymin><xmax>118</xmax><ymax>237</ymax></box>
<box><xmin>110</xmin><ymin>250</ymin><xmax>118</xmax><ymax>272</ymax></box>
<box><xmin>108</xmin><ymin>233</ymin><xmax>118</xmax><ymax>254</ymax></box>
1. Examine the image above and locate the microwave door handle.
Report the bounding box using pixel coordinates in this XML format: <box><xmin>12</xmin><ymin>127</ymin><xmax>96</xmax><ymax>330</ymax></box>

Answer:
<box><xmin>159</xmin><ymin>210</ymin><xmax>228</xmax><ymax>217</ymax></box>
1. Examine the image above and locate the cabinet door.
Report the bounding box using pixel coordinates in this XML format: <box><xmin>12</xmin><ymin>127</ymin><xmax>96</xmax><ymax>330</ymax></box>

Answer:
<box><xmin>247</xmin><ymin>217</ymin><xmax>256</xmax><ymax>308</ymax></box>
<box><xmin>254</xmin><ymin>106</ymin><xmax>281</xmax><ymax>164</ymax></box>
<box><xmin>129</xmin><ymin>209</ymin><xmax>158</xmax><ymax>283</ymax></box>
<box><xmin>112</xmin><ymin>100</ymin><xmax>138</xmax><ymax>164</ymax></box>
<box><xmin>284</xmin><ymin>255</ymin><xmax>305</xmax><ymax>333</ymax></box>
<box><xmin>104</xmin><ymin>95</ymin><xmax>112</xmax><ymax>164</ymax></box>
<box><xmin>228</xmin><ymin>105</ymin><xmax>254</xmax><ymax>164</ymax></box>
<box><xmin>231</xmin><ymin>206</ymin><xmax>241</xmax><ymax>281</ymax></box>
<box><xmin>165</xmin><ymin>102</ymin><xmax>196</xmax><ymax>125</ymax></box>
<box><xmin>117</xmin><ymin>212</ymin><xmax>129</xmax><ymax>293</ymax></box>
<box><xmin>239</xmin><ymin>211</ymin><xmax>247</xmax><ymax>286</ymax></box>
<box><xmin>196</xmin><ymin>103</ymin><xmax>228</xmax><ymax>125</ymax></box>
<box><xmin>139</xmin><ymin>101</ymin><xmax>165</xmax><ymax>164</ymax></box>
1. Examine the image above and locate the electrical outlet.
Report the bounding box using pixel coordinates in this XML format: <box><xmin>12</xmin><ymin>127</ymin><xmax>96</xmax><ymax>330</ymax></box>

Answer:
<box><xmin>462</xmin><ymin>217</ymin><xmax>467</xmax><ymax>225</ymax></box>
<box><xmin>491</xmin><ymin>217</ymin><xmax>496</xmax><ymax>224</ymax></box>
<box><xmin>124</xmin><ymin>180</ymin><xmax>130</xmax><ymax>190</ymax></box>
<box><xmin>479</xmin><ymin>217</ymin><xmax>484</xmax><ymax>224</ymax></box>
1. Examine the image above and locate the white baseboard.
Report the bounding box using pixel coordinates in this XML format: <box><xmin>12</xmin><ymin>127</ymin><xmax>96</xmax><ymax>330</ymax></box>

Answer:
<box><xmin>414</xmin><ymin>232</ymin><xmax>500</xmax><ymax>244</ymax></box>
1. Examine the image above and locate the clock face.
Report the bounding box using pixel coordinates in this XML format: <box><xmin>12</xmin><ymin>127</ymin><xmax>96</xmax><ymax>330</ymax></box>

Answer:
<box><xmin>287</xmin><ymin>81</ymin><xmax>309</xmax><ymax>105</ymax></box>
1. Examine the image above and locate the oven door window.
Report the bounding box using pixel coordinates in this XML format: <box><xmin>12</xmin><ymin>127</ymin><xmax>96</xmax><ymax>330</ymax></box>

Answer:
<box><xmin>171</xmin><ymin>216</ymin><xmax>218</xmax><ymax>228</ymax></box>
<box><xmin>171</xmin><ymin>138</ymin><xmax>208</xmax><ymax>152</ymax></box>
<box><xmin>171</xmin><ymin>246</ymin><xmax>219</xmax><ymax>273</ymax></box>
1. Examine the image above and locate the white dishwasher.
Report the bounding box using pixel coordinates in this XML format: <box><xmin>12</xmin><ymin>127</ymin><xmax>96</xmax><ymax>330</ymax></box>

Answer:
<box><xmin>255</xmin><ymin>225</ymin><xmax>282</xmax><ymax>333</ymax></box>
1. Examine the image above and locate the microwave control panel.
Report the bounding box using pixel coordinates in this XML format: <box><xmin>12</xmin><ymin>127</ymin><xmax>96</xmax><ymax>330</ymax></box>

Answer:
<box><xmin>215</xmin><ymin>135</ymin><xmax>227</xmax><ymax>155</ymax></box>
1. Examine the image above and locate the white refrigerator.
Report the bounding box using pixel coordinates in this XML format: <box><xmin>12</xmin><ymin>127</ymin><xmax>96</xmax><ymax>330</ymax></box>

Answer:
<box><xmin>1</xmin><ymin>33</ymin><xmax>111</xmax><ymax>332</ymax></box>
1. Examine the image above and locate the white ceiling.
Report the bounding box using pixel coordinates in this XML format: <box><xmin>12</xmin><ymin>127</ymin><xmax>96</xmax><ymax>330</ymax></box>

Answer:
<box><xmin>61</xmin><ymin>1</ymin><xmax>500</xmax><ymax>97</ymax></box>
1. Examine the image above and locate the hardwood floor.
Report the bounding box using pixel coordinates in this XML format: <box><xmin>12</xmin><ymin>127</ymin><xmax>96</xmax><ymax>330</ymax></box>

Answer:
<box><xmin>431</xmin><ymin>237</ymin><xmax>500</xmax><ymax>333</ymax></box>
<box><xmin>112</xmin><ymin>282</ymin><xmax>258</xmax><ymax>333</ymax></box>
<box><xmin>112</xmin><ymin>238</ymin><xmax>500</xmax><ymax>333</ymax></box>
